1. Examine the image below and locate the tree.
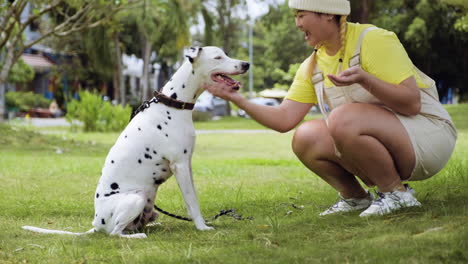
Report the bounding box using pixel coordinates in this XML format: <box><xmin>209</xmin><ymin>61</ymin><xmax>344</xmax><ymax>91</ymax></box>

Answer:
<box><xmin>0</xmin><ymin>0</ymin><xmax>138</xmax><ymax>121</ymax></box>
<box><xmin>130</xmin><ymin>0</ymin><xmax>192</xmax><ymax>101</ymax></box>
<box><xmin>192</xmin><ymin>0</ymin><xmax>249</xmax><ymax>114</ymax></box>
<box><xmin>250</xmin><ymin>2</ymin><xmax>311</xmax><ymax>90</ymax></box>
<box><xmin>369</xmin><ymin>0</ymin><xmax>468</xmax><ymax>101</ymax></box>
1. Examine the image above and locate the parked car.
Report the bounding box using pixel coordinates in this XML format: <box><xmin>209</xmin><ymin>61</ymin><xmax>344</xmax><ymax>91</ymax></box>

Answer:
<box><xmin>193</xmin><ymin>91</ymin><xmax>228</xmax><ymax>117</ymax></box>
<box><xmin>238</xmin><ymin>97</ymin><xmax>280</xmax><ymax>118</ymax></box>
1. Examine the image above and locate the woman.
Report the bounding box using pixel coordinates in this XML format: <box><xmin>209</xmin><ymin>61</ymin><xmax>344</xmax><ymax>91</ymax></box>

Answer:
<box><xmin>204</xmin><ymin>0</ymin><xmax>457</xmax><ymax>217</ymax></box>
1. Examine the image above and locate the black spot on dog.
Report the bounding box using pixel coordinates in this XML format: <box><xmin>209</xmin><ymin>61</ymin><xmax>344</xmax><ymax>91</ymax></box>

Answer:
<box><xmin>184</xmin><ymin>149</ymin><xmax>187</xmax><ymax>154</ymax></box>
<box><xmin>111</xmin><ymin>160</ymin><xmax>114</xmax><ymax>164</ymax></box>
<box><xmin>138</xmin><ymin>159</ymin><xmax>142</xmax><ymax>164</ymax></box>
<box><xmin>96</xmin><ymin>193</ymin><xmax>100</xmax><ymax>198</ymax></box>
<box><xmin>164</xmin><ymin>122</ymin><xmax>168</xmax><ymax>125</ymax></box>
<box><xmin>144</xmin><ymin>154</ymin><xmax>153</xmax><ymax>159</ymax></box>
<box><xmin>147</xmin><ymin>198</ymin><xmax>151</xmax><ymax>203</ymax></box>
<box><xmin>111</xmin><ymin>212</ymin><xmax>113</xmax><ymax>217</ymax></box>
<box><xmin>146</xmin><ymin>148</ymin><xmax>150</xmax><ymax>151</ymax></box>
<box><xmin>95</xmin><ymin>214</ymin><xmax>97</xmax><ymax>217</ymax></box>
<box><xmin>138</xmin><ymin>127</ymin><xmax>141</xmax><ymax>131</ymax></box>
<box><xmin>125</xmin><ymin>135</ymin><xmax>127</xmax><ymax>138</ymax></box>
<box><xmin>111</xmin><ymin>182</ymin><xmax>119</xmax><ymax>190</ymax></box>
<box><xmin>104</xmin><ymin>191</ymin><xmax>119</xmax><ymax>197</ymax></box>
<box><xmin>153</xmin><ymin>150</ymin><xmax>157</xmax><ymax>154</ymax></box>
<box><xmin>155</xmin><ymin>163</ymin><xmax>160</xmax><ymax>166</ymax></box>
<box><xmin>168</xmin><ymin>116</ymin><xmax>172</xmax><ymax>120</ymax></box>
<box><xmin>165</xmin><ymin>134</ymin><xmax>168</xmax><ymax>137</ymax></box>
<box><xmin>192</xmin><ymin>70</ymin><xmax>195</xmax><ymax>74</ymax></box>
<box><xmin>166</xmin><ymin>111</ymin><xmax>170</xmax><ymax>115</ymax></box>
<box><xmin>170</xmin><ymin>87</ymin><xmax>174</xmax><ymax>90</ymax></box>
<box><xmin>182</xmin><ymin>84</ymin><xmax>185</xmax><ymax>89</ymax></box>
<box><xmin>153</xmin><ymin>172</ymin><xmax>156</xmax><ymax>175</ymax></box>
<box><xmin>116</xmin><ymin>221</ymin><xmax>119</xmax><ymax>225</ymax></box>
<box><xmin>153</xmin><ymin>178</ymin><xmax>165</xmax><ymax>185</ymax></box>
<box><xmin>157</xmin><ymin>125</ymin><xmax>162</xmax><ymax>130</ymax></box>
<box><xmin>162</xmin><ymin>168</ymin><xmax>167</xmax><ymax>172</ymax></box>
<box><xmin>101</xmin><ymin>219</ymin><xmax>106</xmax><ymax>225</ymax></box>
<box><xmin>171</xmin><ymin>93</ymin><xmax>177</xmax><ymax>100</ymax></box>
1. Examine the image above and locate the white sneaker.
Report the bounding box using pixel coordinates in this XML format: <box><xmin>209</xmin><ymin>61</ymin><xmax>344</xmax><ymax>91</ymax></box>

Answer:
<box><xmin>320</xmin><ymin>191</ymin><xmax>374</xmax><ymax>216</ymax></box>
<box><xmin>359</xmin><ymin>185</ymin><xmax>421</xmax><ymax>217</ymax></box>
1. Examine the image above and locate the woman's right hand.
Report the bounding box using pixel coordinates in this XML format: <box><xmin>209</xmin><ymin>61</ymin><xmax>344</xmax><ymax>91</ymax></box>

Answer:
<box><xmin>202</xmin><ymin>81</ymin><xmax>245</xmax><ymax>103</ymax></box>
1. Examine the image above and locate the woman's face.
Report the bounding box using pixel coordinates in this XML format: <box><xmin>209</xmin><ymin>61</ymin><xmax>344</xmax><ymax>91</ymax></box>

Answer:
<box><xmin>294</xmin><ymin>10</ymin><xmax>334</xmax><ymax>47</ymax></box>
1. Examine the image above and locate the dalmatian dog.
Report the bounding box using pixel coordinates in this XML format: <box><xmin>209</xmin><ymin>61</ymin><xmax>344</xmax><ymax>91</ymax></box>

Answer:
<box><xmin>23</xmin><ymin>46</ymin><xmax>250</xmax><ymax>238</ymax></box>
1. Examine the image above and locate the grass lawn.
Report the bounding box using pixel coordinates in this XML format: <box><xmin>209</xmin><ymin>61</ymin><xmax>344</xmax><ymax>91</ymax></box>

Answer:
<box><xmin>0</xmin><ymin>106</ymin><xmax>467</xmax><ymax>263</ymax></box>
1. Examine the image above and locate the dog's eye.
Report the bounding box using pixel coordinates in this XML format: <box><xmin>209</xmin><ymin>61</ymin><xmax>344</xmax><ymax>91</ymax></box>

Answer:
<box><xmin>214</xmin><ymin>56</ymin><xmax>222</xmax><ymax>60</ymax></box>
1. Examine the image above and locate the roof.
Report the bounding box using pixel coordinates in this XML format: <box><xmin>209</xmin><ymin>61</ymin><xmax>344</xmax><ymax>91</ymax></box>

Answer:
<box><xmin>21</xmin><ymin>53</ymin><xmax>55</xmax><ymax>71</ymax></box>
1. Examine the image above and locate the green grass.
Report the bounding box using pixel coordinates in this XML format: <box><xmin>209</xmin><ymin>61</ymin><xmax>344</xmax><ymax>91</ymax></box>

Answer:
<box><xmin>0</xmin><ymin>105</ymin><xmax>467</xmax><ymax>263</ymax></box>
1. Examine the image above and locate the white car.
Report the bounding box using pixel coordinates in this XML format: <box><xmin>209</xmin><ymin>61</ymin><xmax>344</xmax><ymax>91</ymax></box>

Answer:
<box><xmin>238</xmin><ymin>97</ymin><xmax>280</xmax><ymax>118</ymax></box>
<box><xmin>194</xmin><ymin>91</ymin><xmax>228</xmax><ymax>116</ymax></box>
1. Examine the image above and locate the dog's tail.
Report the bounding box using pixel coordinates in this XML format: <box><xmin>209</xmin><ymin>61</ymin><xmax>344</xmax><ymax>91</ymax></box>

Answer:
<box><xmin>22</xmin><ymin>226</ymin><xmax>95</xmax><ymax>236</ymax></box>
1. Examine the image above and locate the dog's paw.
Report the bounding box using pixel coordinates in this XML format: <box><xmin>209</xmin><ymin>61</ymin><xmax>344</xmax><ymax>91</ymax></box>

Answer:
<box><xmin>119</xmin><ymin>233</ymin><xmax>147</xmax><ymax>239</ymax></box>
<box><xmin>196</xmin><ymin>225</ymin><xmax>215</xmax><ymax>231</ymax></box>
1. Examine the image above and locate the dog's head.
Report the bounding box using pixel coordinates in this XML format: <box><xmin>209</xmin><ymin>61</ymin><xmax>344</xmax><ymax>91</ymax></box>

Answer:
<box><xmin>186</xmin><ymin>46</ymin><xmax>249</xmax><ymax>90</ymax></box>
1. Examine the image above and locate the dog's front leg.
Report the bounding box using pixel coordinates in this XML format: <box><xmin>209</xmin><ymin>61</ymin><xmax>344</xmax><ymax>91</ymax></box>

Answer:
<box><xmin>171</xmin><ymin>162</ymin><xmax>214</xmax><ymax>231</ymax></box>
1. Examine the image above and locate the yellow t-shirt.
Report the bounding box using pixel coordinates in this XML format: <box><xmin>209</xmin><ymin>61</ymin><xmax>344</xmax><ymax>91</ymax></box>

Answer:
<box><xmin>286</xmin><ymin>22</ymin><xmax>427</xmax><ymax>104</ymax></box>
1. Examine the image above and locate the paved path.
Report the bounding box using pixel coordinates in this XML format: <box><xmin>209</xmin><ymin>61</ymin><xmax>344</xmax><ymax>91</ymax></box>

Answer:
<box><xmin>10</xmin><ymin>117</ymin><xmax>276</xmax><ymax>134</ymax></box>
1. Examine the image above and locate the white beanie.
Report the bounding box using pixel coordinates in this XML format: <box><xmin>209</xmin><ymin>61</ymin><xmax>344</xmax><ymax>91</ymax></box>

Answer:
<box><xmin>289</xmin><ymin>0</ymin><xmax>351</xmax><ymax>16</ymax></box>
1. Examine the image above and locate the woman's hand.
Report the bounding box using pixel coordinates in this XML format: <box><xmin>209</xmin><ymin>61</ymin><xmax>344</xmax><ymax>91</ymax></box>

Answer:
<box><xmin>202</xmin><ymin>81</ymin><xmax>244</xmax><ymax>103</ymax></box>
<box><xmin>328</xmin><ymin>66</ymin><xmax>421</xmax><ymax>116</ymax></box>
<box><xmin>327</xmin><ymin>66</ymin><xmax>368</xmax><ymax>87</ymax></box>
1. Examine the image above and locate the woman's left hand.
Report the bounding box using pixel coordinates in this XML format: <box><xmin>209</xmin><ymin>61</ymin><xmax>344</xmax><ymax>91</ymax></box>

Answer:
<box><xmin>327</xmin><ymin>66</ymin><xmax>368</xmax><ymax>87</ymax></box>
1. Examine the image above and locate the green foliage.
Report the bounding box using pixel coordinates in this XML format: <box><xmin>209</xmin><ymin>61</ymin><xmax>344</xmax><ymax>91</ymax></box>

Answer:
<box><xmin>66</xmin><ymin>91</ymin><xmax>132</xmax><ymax>132</ymax></box>
<box><xmin>246</xmin><ymin>2</ymin><xmax>312</xmax><ymax>91</ymax></box>
<box><xmin>405</xmin><ymin>17</ymin><xmax>429</xmax><ymax>50</ymax></box>
<box><xmin>7</xmin><ymin>58</ymin><xmax>35</xmax><ymax>83</ymax></box>
<box><xmin>270</xmin><ymin>63</ymin><xmax>301</xmax><ymax>90</ymax></box>
<box><xmin>369</xmin><ymin>0</ymin><xmax>468</xmax><ymax>99</ymax></box>
<box><xmin>454</xmin><ymin>13</ymin><xmax>468</xmax><ymax>32</ymax></box>
<box><xmin>97</xmin><ymin>99</ymin><xmax>133</xmax><ymax>132</ymax></box>
<box><xmin>5</xmin><ymin>91</ymin><xmax>51</xmax><ymax>111</ymax></box>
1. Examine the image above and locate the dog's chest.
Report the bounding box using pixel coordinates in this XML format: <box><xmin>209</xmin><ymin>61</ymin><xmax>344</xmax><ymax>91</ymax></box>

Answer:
<box><xmin>96</xmin><ymin>104</ymin><xmax>195</xmax><ymax>194</ymax></box>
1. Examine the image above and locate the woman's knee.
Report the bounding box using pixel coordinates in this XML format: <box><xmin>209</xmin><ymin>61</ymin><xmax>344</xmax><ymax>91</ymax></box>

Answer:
<box><xmin>327</xmin><ymin>104</ymin><xmax>362</xmax><ymax>144</ymax></box>
<box><xmin>292</xmin><ymin>120</ymin><xmax>328</xmax><ymax>157</ymax></box>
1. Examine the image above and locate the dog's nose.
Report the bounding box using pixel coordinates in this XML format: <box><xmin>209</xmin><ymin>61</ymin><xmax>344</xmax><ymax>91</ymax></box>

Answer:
<box><xmin>241</xmin><ymin>62</ymin><xmax>250</xmax><ymax>71</ymax></box>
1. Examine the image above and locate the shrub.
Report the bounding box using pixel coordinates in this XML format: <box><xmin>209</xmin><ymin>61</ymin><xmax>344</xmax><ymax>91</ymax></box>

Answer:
<box><xmin>66</xmin><ymin>91</ymin><xmax>132</xmax><ymax>132</ymax></box>
<box><xmin>5</xmin><ymin>91</ymin><xmax>51</xmax><ymax>112</ymax></box>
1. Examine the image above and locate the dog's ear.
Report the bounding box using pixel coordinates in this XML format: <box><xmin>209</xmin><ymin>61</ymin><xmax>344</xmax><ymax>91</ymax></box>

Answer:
<box><xmin>185</xmin><ymin>47</ymin><xmax>203</xmax><ymax>64</ymax></box>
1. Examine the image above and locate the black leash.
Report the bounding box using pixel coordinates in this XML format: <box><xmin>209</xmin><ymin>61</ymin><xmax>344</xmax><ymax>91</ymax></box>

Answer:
<box><xmin>154</xmin><ymin>204</ymin><xmax>192</xmax><ymax>221</ymax></box>
<box><xmin>154</xmin><ymin>204</ymin><xmax>254</xmax><ymax>222</ymax></box>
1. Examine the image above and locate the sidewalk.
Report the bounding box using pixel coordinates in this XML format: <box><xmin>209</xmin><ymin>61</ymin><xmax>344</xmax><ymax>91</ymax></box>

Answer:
<box><xmin>9</xmin><ymin>117</ymin><xmax>275</xmax><ymax>134</ymax></box>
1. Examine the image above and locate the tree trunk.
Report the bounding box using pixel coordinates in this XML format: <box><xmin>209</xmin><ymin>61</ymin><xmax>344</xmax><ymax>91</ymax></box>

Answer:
<box><xmin>0</xmin><ymin>82</ymin><xmax>5</xmax><ymax>122</ymax></box>
<box><xmin>359</xmin><ymin>0</ymin><xmax>371</xmax><ymax>23</ymax></box>
<box><xmin>113</xmin><ymin>32</ymin><xmax>126</xmax><ymax>106</ymax></box>
<box><xmin>0</xmin><ymin>47</ymin><xmax>16</xmax><ymax>122</ymax></box>
<box><xmin>140</xmin><ymin>36</ymin><xmax>151</xmax><ymax>101</ymax></box>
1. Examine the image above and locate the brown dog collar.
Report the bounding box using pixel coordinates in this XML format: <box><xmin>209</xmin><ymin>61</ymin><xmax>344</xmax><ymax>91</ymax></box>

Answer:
<box><xmin>153</xmin><ymin>91</ymin><xmax>195</xmax><ymax>110</ymax></box>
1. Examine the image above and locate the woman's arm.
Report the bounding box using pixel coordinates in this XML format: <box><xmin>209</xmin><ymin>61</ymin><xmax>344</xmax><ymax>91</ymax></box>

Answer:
<box><xmin>327</xmin><ymin>66</ymin><xmax>421</xmax><ymax>116</ymax></box>
<box><xmin>204</xmin><ymin>83</ymin><xmax>313</xmax><ymax>133</ymax></box>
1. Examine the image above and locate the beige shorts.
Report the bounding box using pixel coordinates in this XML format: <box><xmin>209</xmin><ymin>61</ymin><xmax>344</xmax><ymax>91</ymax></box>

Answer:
<box><xmin>396</xmin><ymin>113</ymin><xmax>457</xmax><ymax>181</ymax></box>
